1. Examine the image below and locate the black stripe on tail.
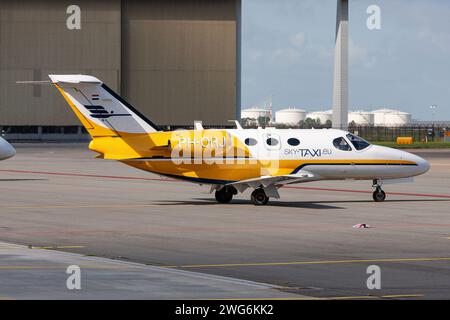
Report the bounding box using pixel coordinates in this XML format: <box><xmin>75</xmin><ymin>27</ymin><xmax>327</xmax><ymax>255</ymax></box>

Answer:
<box><xmin>101</xmin><ymin>84</ymin><xmax>161</xmax><ymax>131</ymax></box>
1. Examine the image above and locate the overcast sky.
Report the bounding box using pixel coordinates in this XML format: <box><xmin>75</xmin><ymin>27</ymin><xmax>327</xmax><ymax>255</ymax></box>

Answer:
<box><xmin>241</xmin><ymin>0</ymin><xmax>450</xmax><ymax>121</ymax></box>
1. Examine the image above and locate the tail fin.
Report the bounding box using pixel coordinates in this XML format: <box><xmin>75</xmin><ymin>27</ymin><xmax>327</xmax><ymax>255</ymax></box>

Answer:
<box><xmin>49</xmin><ymin>75</ymin><xmax>159</xmax><ymax>137</ymax></box>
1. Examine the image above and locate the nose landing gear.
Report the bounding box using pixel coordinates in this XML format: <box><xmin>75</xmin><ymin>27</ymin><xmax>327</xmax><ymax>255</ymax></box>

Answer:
<box><xmin>373</xmin><ymin>188</ymin><xmax>386</xmax><ymax>202</ymax></box>
<box><xmin>372</xmin><ymin>179</ymin><xmax>386</xmax><ymax>202</ymax></box>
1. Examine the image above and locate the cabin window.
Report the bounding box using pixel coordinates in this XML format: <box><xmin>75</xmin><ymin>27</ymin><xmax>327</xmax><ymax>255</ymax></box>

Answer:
<box><xmin>266</xmin><ymin>137</ymin><xmax>279</xmax><ymax>146</ymax></box>
<box><xmin>346</xmin><ymin>133</ymin><xmax>371</xmax><ymax>151</ymax></box>
<box><xmin>333</xmin><ymin>137</ymin><xmax>352</xmax><ymax>151</ymax></box>
<box><xmin>245</xmin><ymin>138</ymin><xmax>258</xmax><ymax>146</ymax></box>
<box><xmin>287</xmin><ymin>138</ymin><xmax>300</xmax><ymax>146</ymax></box>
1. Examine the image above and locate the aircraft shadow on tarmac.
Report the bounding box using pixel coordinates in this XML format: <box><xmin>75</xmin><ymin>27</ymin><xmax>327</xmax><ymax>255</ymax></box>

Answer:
<box><xmin>155</xmin><ymin>199</ymin><xmax>344</xmax><ymax>209</ymax></box>
<box><xmin>153</xmin><ymin>198</ymin><xmax>450</xmax><ymax>209</ymax></box>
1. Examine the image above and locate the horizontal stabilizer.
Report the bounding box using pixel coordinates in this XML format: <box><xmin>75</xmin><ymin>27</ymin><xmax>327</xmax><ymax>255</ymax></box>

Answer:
<box><xmin>16</xmin><ymin>80</ymin><xmax>52</xmax><ymax>85</ymax></box>
<box><xmin>49</xmin><ymin>75</ymin><xmax>102</xmax><ymax>84</ymax></box>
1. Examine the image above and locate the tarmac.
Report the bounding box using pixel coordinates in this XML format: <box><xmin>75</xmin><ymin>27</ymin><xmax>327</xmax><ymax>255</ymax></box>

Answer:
<box><xmin>0</xmin><ymin>241</ymin><xmax>303</xmax><ymax>300</ymax></box>
<box><xmin>0</xmin><ymin>143</ymin><xmax>449</xmax><ymax>299</ymax></box>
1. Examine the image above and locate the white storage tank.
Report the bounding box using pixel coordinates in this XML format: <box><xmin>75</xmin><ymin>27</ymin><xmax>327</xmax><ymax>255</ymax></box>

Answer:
<box><xmin>383</xmin><ymin>111</ymin><xmax>412</xmax><ymax>126</ymax></box>
<box><xmin>241</xmin><ymin>107</ymin><xmax>271</xmax><ymax>120</ymax></box>
<box><xmin>372</xmin><ymin>108</ymin><xmax>397</xmax><ymax>126</ymax></box>
<box><xmin>306</xmin><ymin>110</ymin><xmax>333</xmax><ymax>124</ymax></box>
<box><xmin>348</xmin><ymin>111</ymin><xmax>374</xmax><ymax>125</ymax></box>
<box><xmin>372</xmin><ymin>108</ymin><xmax>412</xmax><ymax>126</ymax></box>
<box><xmin>275</xmin><ymin>108</ymin><xmax>306</xmax><ymax>125</ymax></box>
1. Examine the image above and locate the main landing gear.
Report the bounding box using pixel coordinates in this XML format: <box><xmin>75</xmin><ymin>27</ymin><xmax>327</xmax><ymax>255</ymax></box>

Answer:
<box><xmin>214</xmin><ymin>186</ymin><xmax>271</xmax><ymax>206</ymax></box>
<box><xmin>372</xmin><ymin>179</ymin><xmax>386</xmax><ymax>202</ymax></box>
<box><xmin>215</xmin><ymin>186</ymin><xmax>237</xmax><ymax>204</ymax></box>
<box><xmin>251</xmin><ymin>188</ymin><xmax>269</xmax><ymax>206</ymax></box>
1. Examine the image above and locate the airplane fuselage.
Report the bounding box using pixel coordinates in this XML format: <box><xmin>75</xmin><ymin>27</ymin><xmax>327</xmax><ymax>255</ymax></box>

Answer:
<box><xmin>119</xmin><ymin>128</ymin><xmax>430</xmax><ymax>184</ymax></box>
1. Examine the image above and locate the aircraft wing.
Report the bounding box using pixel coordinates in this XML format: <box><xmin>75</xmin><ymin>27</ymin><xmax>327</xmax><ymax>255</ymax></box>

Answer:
<box><xmin>225</xmin><ymin>171</ymin><xmax>320</xmax><ymax>196</ymax></box>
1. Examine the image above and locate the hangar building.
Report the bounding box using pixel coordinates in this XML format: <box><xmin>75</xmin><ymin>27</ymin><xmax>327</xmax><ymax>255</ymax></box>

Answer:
<box><xmin>0</xmin><ymin>0</ymin><xmax>241</xmax><ymax>140</ymax></box>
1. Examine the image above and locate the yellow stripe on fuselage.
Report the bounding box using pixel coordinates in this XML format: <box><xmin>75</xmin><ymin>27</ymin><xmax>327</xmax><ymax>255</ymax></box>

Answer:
<box><xmin>122</xmin><ymin>159</ymin><xmax>417</xmax><ymax>183</ymax></box>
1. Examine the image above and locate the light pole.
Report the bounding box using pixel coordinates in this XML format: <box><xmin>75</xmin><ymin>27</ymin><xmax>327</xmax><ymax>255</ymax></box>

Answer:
<box><xmin>429</xmin><ymin>105</ymin><xmax>438</xmax><ymax>142</ymax></box>
<box><xmin>430</xmin><ymin>105</ymin><xmax>437</xmax><ymax>125</ymax></box>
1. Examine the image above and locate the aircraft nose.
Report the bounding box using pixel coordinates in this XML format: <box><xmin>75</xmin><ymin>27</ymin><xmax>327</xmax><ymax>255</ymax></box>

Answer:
<box><xmin>402</xmin><ymin>151</ymin><xmax>430</xmax><ymax>175</ymax></box>
<box><xmin>415</xmin><ymin>155</ymin><xmax>430</xmax><ymax>174</ymax></box>
<box><xmin>0</xmin><ymin>138</ymin><xmax>16</xmax><ymax>160</ymax></box>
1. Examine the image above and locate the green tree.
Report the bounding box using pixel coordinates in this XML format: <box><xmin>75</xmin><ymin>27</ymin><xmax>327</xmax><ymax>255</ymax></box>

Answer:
<box><xmin>241</xmin><ymin>118</ymin><xmax>257</xmax><ymax>129</ymax></box>
<box><xmin>348</xmin><ymin>120</ymin><xmax>357</xmax><ymax>128</ymax></box>
<box><xmin>302</xmin><ymin>118</ymin><xmax>321</xmax><ymax>129</ymax></box>
<box><xmin>257</xmin><ymin>116</ymin><xmax>271</xmax><ymax>128</ymax></box>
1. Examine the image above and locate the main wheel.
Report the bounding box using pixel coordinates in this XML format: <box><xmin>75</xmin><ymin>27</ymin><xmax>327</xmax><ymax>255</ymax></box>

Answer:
<box><xmin>372</xmin><ymin>189</ymin><xmax>386</xmax><ymax>202</ymax></box>
<box><xmin>251</xmin><ymin>189</ymin><xmax>269</xmax><ymax>206</ymax></box>
<box><xmin>215</xmin><ymin>188</ymin><xmax>233</xmax><ymax>204</ymax></box>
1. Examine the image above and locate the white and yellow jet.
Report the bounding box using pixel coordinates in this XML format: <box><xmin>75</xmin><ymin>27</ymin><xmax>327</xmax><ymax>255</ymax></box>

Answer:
<box><xmin>49</xmin><ymin>75</ymin><xmax>430</xmax><ymax>205</ymax></box>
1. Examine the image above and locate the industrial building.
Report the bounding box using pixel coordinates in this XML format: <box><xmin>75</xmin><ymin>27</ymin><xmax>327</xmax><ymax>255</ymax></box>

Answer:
<box><xmin>0</xmin><ymin>0</ymin><xmax>241</xmax><ymax>140</ymax></box>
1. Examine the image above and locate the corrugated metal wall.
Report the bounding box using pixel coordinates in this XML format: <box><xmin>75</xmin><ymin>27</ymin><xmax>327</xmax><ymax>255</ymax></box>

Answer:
<box><xmin>0</xmin><ymin>0</ymin><xmax>121</xmax><ymax>125</ymax></box>
<box><xmin>0</xmin><ymin>0</ymin><xmax>239</xmax><ymax>127</ymax></box>
<box><xmin>122</xmin><ymin>0</ymin><xmax>238</xmax><ymax>127</ymax></box>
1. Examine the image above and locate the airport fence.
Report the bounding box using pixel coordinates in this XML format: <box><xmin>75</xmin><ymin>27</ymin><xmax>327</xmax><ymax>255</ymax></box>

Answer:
<box><xmin>348</xmin><ymin>125</ymin><xmax>449</xmax><ymax>142</ymax></box>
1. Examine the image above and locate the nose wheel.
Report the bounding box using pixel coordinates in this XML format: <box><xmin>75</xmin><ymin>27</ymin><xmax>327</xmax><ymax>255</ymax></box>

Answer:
<box><xmin>372</xmin><ymin>184</ymin><xmax>386</xmax><ymax>202</ymax></box>
<box><xmin>372</xmin><ymin>179</ymin><xmax>386</xmax><ymax>202</ymax></box>
<box><xmin>251</xmin><ymin>188</ymin><xmax>270</xmax><ymax>206</ymax></box>
<box><xmin>373</xmin><ymin>188</ymin><xmax>386</xmax><ymax>202</ymax></box>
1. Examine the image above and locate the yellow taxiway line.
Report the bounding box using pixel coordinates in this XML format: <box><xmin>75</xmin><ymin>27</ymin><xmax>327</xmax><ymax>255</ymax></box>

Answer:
<box><xmin>28</xmin><ymin>245</ymin><xmax>85</xmax><ymax>250</ymax></box>
<box><xmin>327</xmin><ymin>294</ymin><xmax>424</xmax><ymax>300</ymax></box>
<box><xmin>209</xmin><ymin>294</ymin><xmax>424</xmax><ymax>301</ymax></box>
<box><xmin>381</xmin><ymin>294</ymin><xmax>424</xmax><ymax>299</ymax></box>
<box><xmin>164</xmin><ymin>257</ymin><xmax>450</xmax><ymax>269</ymax></box>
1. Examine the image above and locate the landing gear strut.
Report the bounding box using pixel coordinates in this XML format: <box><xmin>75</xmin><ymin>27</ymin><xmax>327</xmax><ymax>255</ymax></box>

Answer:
<box><xmin>372</xmin><ymin>180</ymin><xmax>386</xmax><ymax>202</ymax></box>
<box><xmin>251</xmin><ymin>188</ymin><xmax>269</xmax><ymax>206</ymax></box>
<box><xmin>215</xmin><ymin>186</ymin><xmax>237</xmax><ymax>204</ymax></box>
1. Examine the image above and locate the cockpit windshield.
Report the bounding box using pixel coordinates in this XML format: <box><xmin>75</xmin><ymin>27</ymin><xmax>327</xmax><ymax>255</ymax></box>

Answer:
<box><xmin>346</xmin><ymin>133</ymin><xmax>371</xmax><ymax>151</ymax></box>
<box><xmin>333</xmin><ymin>137</ymin><xmax>352</xmax><ymax>151</ymax></box>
